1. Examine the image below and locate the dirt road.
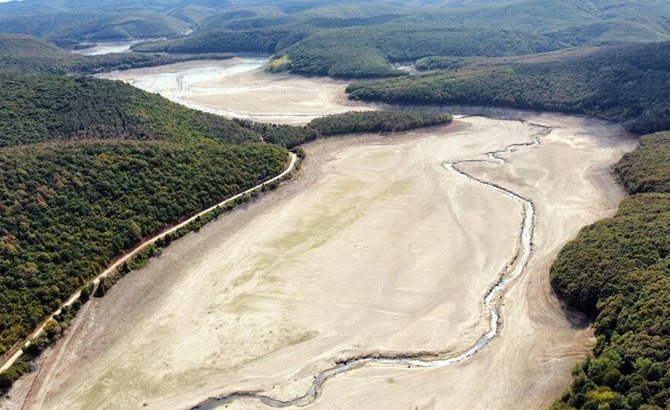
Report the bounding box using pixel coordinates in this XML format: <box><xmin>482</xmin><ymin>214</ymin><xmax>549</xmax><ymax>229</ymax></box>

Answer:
<box><xmin>7</xmin><ymin>114</ymin><xmax>635</xmax><ymax>410</ymax></box>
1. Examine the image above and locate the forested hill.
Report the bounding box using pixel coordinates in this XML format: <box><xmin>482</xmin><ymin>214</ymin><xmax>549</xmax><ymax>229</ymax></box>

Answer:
<box><xmin>134</xmin><ymin>25</ymin><xmax>563</xmax><ymax>78</ymax></box>
<box><xmin>550</xmin><ymin>132</ymin><xmax>670</xmax><ymax>410</ymax></box>
<box><xmin>128</xmin><ymin>0</ymin><xmax>670</xmax><ymax>78</ymax></box>
<box><xmin>0</xmin><ymin>73</ymin><xmax>259</xmax><ymax>147</ymax></box>
<box><xmin>0</xmin><ymin>34</ymin><xmax>236</xmax><ymax>75</ymax></box>
<box><xmin>0</xmin><ymin>66</ymin><xmax>455</xmax><ymax>380</ymax></box>
<box><xmin>0</xmin><ymin>70</ymin><xmax>292</xmax><ymax>369</ymax></box>
<box><xmin>0</xmin><ymin>0</ymin><xmax>228</xmax><ymax>43</ymax></box>
<box><xmin>0</xmin><ymin>141</ymin><xmax>288</xmax><ymax>363</ymax></box>
<box><xmin>347</xmin><ymin>42</ymin><xmax>670</xmax><ymax>134</ymax></box>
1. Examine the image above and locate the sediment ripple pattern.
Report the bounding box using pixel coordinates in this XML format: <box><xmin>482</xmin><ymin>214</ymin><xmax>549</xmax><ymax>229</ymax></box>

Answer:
<box><xmin>189</xmin><ymin>124</ymin><xmax>549</xmax><ymax>410</ymax></box>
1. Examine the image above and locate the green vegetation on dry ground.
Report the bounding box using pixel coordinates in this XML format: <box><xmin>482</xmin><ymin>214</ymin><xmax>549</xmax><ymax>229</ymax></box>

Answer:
<box><xmin>0</xmin><ymin>72</ymin><xmax>259</xmax><ymax>147</ymax></box>
<box><xmin>0</xmin><ymin>61</ymin><xmax>450</xmax><ymax>393</ymax></box>
<box><xmin>0</xmin><ymin>140</ymin><xmax>288</xmax><ymax>358</ymax></box>
<box><xmin>0</xmin><ymin>66</ymin><xmax>290</xmax><ymax>392</ymax></box>
<box><xmin>615</xmin><ymin>133</ymin><xmax>670</xmax><ymax>195</ymax></box>
<box><xmin>128</xmin><ymin>0</ymin><xmax>670</xmax><ymax>78</ymax></box>
<box><xmin>307</xmin><ymin>110</ymin><xmax>452</xmax><ymax>136</ymax></box>
<box><xmin>347</xmin><ymin>42</ymin><xmax>670</xmax><ymax>135</ymax></box>
<box><xmin>0</xmin><ymin>33</ymin><xmax>236</xmax><ymax>76</ymax></box>
<box><xmin>235</xmin><ymin>110</ymin><xmax>453</xmax><ymax>148</ymax></box>
<box><xmin>0</xmin><ymin>0</ymin><xmax>225</xmax><ymax>43</ymax></box>
<box><xmin>550</xmin><ymin>132</ymin><xmax>670</xmax><ymax>410</ymax></box>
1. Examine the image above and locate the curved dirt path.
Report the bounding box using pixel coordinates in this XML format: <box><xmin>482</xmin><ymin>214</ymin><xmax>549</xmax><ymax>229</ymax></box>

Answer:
<box><xmin>186</xmin><ymin>123</ymin><xmax>545</xmax><ymax>410</ymax></box>
<box><xmin>12</xmin><ymin>115</ymin><xmax>633</xmax><ymax>410</ymax></box>
<box><xmin>0</xmin><ymin>153</ymin><xmax>297</xmax><ymax>376</ymax></box>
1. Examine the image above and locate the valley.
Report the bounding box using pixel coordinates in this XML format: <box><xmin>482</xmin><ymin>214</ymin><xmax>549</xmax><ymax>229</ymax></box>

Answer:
<box><xmin>5</xmin><ymin>99</ymin><xmax>633</xmax><ymax>409</ymax></box>
<box><xmin>99</xmin><ymin>57</ymin><xmax>374</xmax><ymax>124</ymax></box>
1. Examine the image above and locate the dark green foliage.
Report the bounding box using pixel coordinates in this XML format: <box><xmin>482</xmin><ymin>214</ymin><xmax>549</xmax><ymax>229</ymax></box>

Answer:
<box><xmin>0</xmin><ymin>11</ymin><xmax>188</xmax><ymax>42</ymax></box>
<box><xmin>283</xmin><ymin>25</ymin><xmax>561</xmax><ymax>78</ymax></box>
<box><xmin>0</xmin><ymin>33</ymin><xmax>236</xmax><ymax>76</ymax></box>
<box><xmin>308</xmin><ymin>111</ymin><xmax>453</xmax><ymax>135</ymax></box>
<box><xmin>550</xmin><ymin>133</ymin><xmax>670</xmax><ymax>410</ymax></box>
<box><xmin>0</xmin><ymin>0</ymin><xmax>210</xmax><ymax>42</ymax></box>
<box><xmin>235</xmin><ymin>120</ymin><xmax>320</xmax><ymax>149</ymax></box>
<box><xmin>551</xmin><ymin>194</ymin><xmax>670</xmax><ymax>314</ymax></box>
<box><xmin>234</xmin><ymin>111</ymin><xmax>452</xmax><ymax>148</ymax></box>
<box><xmin>73</xmin><ymin>52</ymin><xmax>237</xmax><ymax>75</ymax></box>
<box><xmin>414</xmin><ymin>56</ymin><xmax>480</xmax><ymax>72</ymax></box>
<box><xmin>616</xmin><ymin>133</ymin><xmax>670</xmax><ymax>195</ymax></box>
<box><xmin>0</xmin><ymin>73</ymin><xmax>259</xmax><ymax>147</ymax></box>
<box><xmin>127</xmin><ymin>0</ymin><xmax>670</xmax><ymax>79</ymax></box>
<box><xmin>0</xmin><ymin>294</ymin><xmax>84</xmax><ymax>394</ymax></box>
<box><xmin>132</xmin><ymin>28</ymin><xmax>308</xmax><ymax>54</ymax></box>
<box><xmin>0</xmin><ymin>140</ymin><xmax>288</xmax><ymax>356</ymax></box>
<box><xmin>0</xmin><ymin>354</ymin><xmax>32</xmax><ymax>393</ymax></box>
<box><xmin>347</xmin><ymin>42</ymin><xmax>670</xmax><ymax>134</ymax></box>
<box><xmin>126</xmin><ymin>244</ymin><xmax>162</xmax><ymax>271</ymax></box>
<box><xmin>545</xmin><ymin>21</ymin><xmax>670</xmax><ymax>47</ymax></box>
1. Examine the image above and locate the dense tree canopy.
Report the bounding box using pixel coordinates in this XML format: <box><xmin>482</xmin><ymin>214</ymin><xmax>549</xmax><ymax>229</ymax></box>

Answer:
<box><xmin>0</xmin><ymin>73</ymin><xmax>259</xmax><ymax>147</ymax></box>
<box><xmin>235</xmin><ymin>110</ymin><xmax>453</xmax><ymax>148</ymax></box>
<box><xmin>0</xmin><ymin>141</ymin><xmax>288</xmax><ymax>356</ymax></box>
<box><xmin>347</xmin><ymin>42</ymin><xmax>670</xmax><ymax>134</ymax></box>
<box><xmin>616</xmin><ymin>133</ymin><xmax>670</xmax><ymax>195</ymax></box>
<box><xmin>550</xmin><ymin>132</ymin><xmax>670</xmax><ymax>410</ymax></box>
<box><xmin>0</xmin><ymin>33</ymin><xmax>236</xmax><ymax>76</ymax></box>
<box><xmin>308</xmin><ymin>110</ymin><xmax>452</xmax><ymax>135</ymax></box>
<box><xmin>129</xmin><ymin>0</ymin><xmax>670</xmax><ymax>79</ymax></box>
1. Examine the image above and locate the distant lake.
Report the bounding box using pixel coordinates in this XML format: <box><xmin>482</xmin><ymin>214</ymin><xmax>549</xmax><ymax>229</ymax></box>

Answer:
<box><xmin>73</xmin><ymin>41</ymin><xmax>137</xmax><ymax>56</ymax></box>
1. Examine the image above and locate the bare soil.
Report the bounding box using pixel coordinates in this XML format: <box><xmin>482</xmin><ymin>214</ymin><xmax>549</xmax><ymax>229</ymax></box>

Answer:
<box><xmin>6</xmin><ymin>113</ymin><xmax>635</xmax><ymax>410</ymax></box>
<box><xmin>2</xmin><ymin>59</ymin><xmax>637</xmax><ymax>410</ymax></box>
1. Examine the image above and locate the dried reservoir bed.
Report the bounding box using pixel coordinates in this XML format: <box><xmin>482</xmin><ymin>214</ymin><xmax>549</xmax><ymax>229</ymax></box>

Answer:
<box><xmin>3</xmin><ymin>60</ymin><xmax>636</xmax><ymax>410</ymax></box>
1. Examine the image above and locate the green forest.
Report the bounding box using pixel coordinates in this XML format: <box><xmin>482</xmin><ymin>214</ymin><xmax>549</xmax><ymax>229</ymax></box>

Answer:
<box><xmin>280</xmin><ymin>25</ymin><xmax>560</xmax><ymax>78</ymax></box>
<box><xmin>550</xmin><ymin>132</ymin><xmax>670</xmax><ymax>410</ymax></box>
<box><xmin>2</xmin><ymin>0</ymin><xmax>670</xmax><ymax>406</ymax></box>
<box><xmin>235</xmin><ymin>110</ymin><xmax>452</xmax><ymax>148</ymax></box>
<box><xmin>0</xmin><ymin>33</ymin><xmax>236</xmax><ymax>76</ymax></box>
<box><xmin>307</xmin><ymin>110</ymin><xmax>452</xmax><ymax>135</ymax></box>
<box><xmin>0</xmin><ymin>68</ymin><xmax>293</xmax><ymax>389</ymax></box>
<box><xmin>0</xmin><ymin>64</ymin><xmax>450</xmax><ymax>389</ymax></box>
<box><xmin>346</xmin><ymin>42</ymin><xmax>670</xmax><ymax>134</ymax></box>
<box><xmin>125</xmin><ymin>0</ymin><xmax>670</xmax><ymax>79</ymax></box>
<box><xmin>0</xmin><ymin>141</ymin><xmax>288</xmax><ymax>357</ymax></box>
<box><xmin>132</xmin><ymin>23</ymin><xmax>563</xmax><ymax>78</ymax></box>
<box><xmin>0</xmin><ymin>73</ymin><xmax>260</xmax><ymax>147</ymax></box>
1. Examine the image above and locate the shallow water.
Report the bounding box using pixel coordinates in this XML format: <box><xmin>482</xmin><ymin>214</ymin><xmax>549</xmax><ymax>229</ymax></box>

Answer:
<box><xmin>189</xmin><ymin>126</ymin><xmax>544</xmax><ymax>410</ymax></box>
<box><xmin>73</xmin><ymin>41</ymin><xmax>137</xmax><ymax>56</ymax></box>
<box><xmin>110</xmin><ymin>57</ymin><xmax>273</xmax><ymax>118</ymax></box>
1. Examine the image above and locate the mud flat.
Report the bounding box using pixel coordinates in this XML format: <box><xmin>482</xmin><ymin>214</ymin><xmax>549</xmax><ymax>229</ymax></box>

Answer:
<box><xmin>73</xmin><ymin>41</ymin><xmax>137</xmax><ymax>55</ymax></box>
<box><xmin>99</xmin><ymin>58</ymin><xmax>374</xmax><ymax>124</ymax></box>
<box><xmin>4</xmin><ymin>113</ymin><xmax>634</xmax><ymax>410</ymax></box>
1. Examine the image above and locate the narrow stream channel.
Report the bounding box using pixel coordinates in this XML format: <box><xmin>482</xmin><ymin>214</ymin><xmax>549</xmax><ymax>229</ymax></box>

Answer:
<box><xmin>189</xmin><ymin>125</ymin><xmax>546</xmax><ymax>410</ymax></box>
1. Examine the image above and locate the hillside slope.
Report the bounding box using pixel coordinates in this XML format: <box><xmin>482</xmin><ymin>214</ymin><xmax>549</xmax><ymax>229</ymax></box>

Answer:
<box><xmin>0</xmin><ymin>33</ymin><xmax>236</xmax><ymax>75</ymax></box>
<box><xmin>0</xmin><ymin>73</ymin><xmax>258</xmax><ymax>147</ymax></box>
<box><xmin>347</xmin><ymin>42</ymin><xmax>670</xmax><ymax>134</ymax></box>
<box><xmin>550</xmin><ymin>132</ymin><xmax>670</xmax><ymax>410</ymax></box>
<box><xmin>131</xmin><ymin>0</ymin><xmax>670</xmax><ymax>78</ymax></box>
<box><xmin>0</xmin><ymin>140</ymin><xmax>288</xmax><ymax>359</ymax></box>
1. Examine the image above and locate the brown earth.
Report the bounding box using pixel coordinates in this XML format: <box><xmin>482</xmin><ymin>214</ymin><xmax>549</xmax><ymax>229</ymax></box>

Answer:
<box><xmin>5</xmin><ymin>113</ymin><xmax>635</xmax><ymax>410</ymax></box>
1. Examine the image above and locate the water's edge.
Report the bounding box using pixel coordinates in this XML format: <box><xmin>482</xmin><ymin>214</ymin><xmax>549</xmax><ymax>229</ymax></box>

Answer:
<box><xmin>187</xmin><ymin>122</ymin><xmax>549</xmax><ymax>410</ymax></box>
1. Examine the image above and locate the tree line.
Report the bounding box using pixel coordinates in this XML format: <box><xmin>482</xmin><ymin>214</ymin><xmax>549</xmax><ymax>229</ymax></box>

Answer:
<box><xmin>235</xmin><ymin>110</ymin><xmax>453</xmax><ymax>148</ymax></box>
<box><xmin>0</xmin><ymin>67</ymin><xmax>453</xmax><ymax>393</ymax></box>
<box><xmin>550</xmin><ymin>131</ymin><xmax>670</xmax><ymax>410</ymax></box>
<box><xmin>0</xmin><ymin>72</ymin><xmax>260</xmax><ymax>147</ymax></box>
<box><xmin>0</xmin><ymin>140</ymin><xmax>288</xmax><ymax>359</ymax></box>
<box><xmin>346</xmin><ymin>42</ymin><xmax>670</xmax><ymax>135</ymax></box>
<box><xmin>0</xmin><ymin>33</ymin><xmax>237</xmax><ymax>76</ymax></box>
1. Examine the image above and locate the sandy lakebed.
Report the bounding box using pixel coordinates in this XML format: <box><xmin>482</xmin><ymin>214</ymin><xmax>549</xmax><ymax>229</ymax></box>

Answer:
<box><xmin>1</xmin><ymin>59</ymin><xmax>636</xmax><ymax>410</ymax></box>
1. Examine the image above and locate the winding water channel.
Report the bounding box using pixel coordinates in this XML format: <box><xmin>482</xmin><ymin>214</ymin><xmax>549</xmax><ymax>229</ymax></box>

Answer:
<box><xmin>189</xmin><ymin>124</ymin><xmax>547</xmax><ymax>410</ymax></box>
